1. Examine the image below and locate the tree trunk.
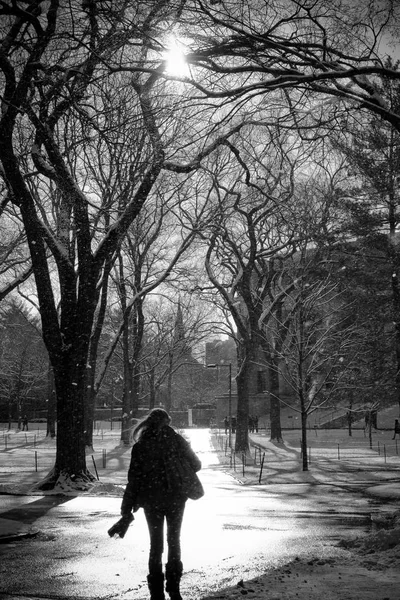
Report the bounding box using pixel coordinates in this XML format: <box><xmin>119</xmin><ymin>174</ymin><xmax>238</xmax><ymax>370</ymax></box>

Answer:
<box><xmin>268</xmin><ymin>361</ymin><xmax>283</xmax><ymax>442</ymax></box>
<box><xmin>259</xmin><ymin>336</ymin><xmax>283</xmax><ymax>442</ymax></box>
<box><xmin>166</xmin><ymin>357</ymin><xmax>173</xmax><ymax>413</ymax></box>
<box><xmin>121</xmin><ymin>360</ymin><xmax>133</xmax><ymax>446</ymax></box>
<box><xmin>149</xmin><ymin>368</ymin><xmax>156</xmax><ymax>410</ymax></box>
<box><xmin>367</xmin><ymin>412</ymin><xmax>373</xmax><ymax>449</ymax></box>
<box><xmin>121</xmin><ymin>409</ymin><xmax>132</xmax><ymax>446</ymax></box>
<box><xmin>120</xmin><ymin>328</ymin><xmax>133</xmax><ymax>445</ymax></box>
<box><xmin>7</xmin><ymin>398</ymin><xmax>13</xmax><ymax>430</ymax></box>
<box><xmin>84</xmin><ymin>382</ymin><xmax>96</xmax><ymax>450</ymax></box>
<box><xmin>235</xmin><ymin>347</ymin><xmax>254</xmax><ymax>453</ymax></box>
<box><xmin>84</xmin><ymin>267</ymin><xmax>112</xmax><ymax>448</ymax></box>
<box><xmin>16</xmin><ymin>386</ymin><xmax>22</xmax><ymax>429</ymax></box>
<box><xmin>46</xmin><ymin>365</ymin><xmax>56</xmax><ymax>438</ymax></box>
<box><xmin>132</xmin><ymin>365</ymin><xmax>141</xmax><ymax>418</ymax></box>
<box><xmin>300</xmin><ymin>394</ymin><xmax>308</xmax><ymax>472</ymax></box>
<box><xmin>347</xmin><ymin>392</ymin><xmax>353</xmax><ymax>437</ymax></box>
<box><xmin>130</xmin><ymin>299</ymin><xmax>145</xmax><ymax>419</ymax></box>
<box><xmin>35</xmin><ymin>345</ymin><xmax>95</xmax><ymax>490</ymax></box>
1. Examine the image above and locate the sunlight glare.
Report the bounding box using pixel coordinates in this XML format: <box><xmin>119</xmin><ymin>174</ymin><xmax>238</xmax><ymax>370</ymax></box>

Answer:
<box><xmin>164</xmin><ymin>38</ymin><xmax>189</xmax><ymax>77</ymax></box>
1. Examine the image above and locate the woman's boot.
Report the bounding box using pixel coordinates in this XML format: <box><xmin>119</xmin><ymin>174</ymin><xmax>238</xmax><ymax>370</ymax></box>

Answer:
<box><xmin>147</xmin><ymin>572</ymin><xmax>165</xmax><ymax>600</ymax></box>
<box><xmin>165</xmin><ymin>560</ymin><xmax>183</xmax><ymax>600</ymax></box>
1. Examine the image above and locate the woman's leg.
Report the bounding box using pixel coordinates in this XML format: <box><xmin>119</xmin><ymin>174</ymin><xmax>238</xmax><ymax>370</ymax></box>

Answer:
<box><xmin>143</xmin><ymin>506</ymin><xmax>166</xmax><ymax>599</ymax></box>
<box><xmin>165</xmin><ymin>500</ymin><xmax>186</xmax><ymax>600</ymax></box>
<box><xmin>143</xmin><ymin>505</ymin><xmax>165</xmax><ymax>575</ymax></box>
<box><xmin>165</xmin><ymin>500</ymin><xmax>185</xmax><ymax>564</ymax></box>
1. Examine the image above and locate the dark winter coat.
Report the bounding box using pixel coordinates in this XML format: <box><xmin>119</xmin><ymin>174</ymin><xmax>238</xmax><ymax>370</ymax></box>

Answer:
<box><xmin>121</xmin><ymin>425</ymin><xmax>201</xmax><ymax>514</ymax></box>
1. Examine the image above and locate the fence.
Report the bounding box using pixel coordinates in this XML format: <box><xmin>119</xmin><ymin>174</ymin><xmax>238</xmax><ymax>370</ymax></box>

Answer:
<box><xmin>212</xmin><ymin>430</ymin><xmax>267</xmax><ymax>482</ymax></box>
<box><xmin>2</xmin><ymin>425</ymin><xmax>400</xmax><ymax>482</ymax></box>
<box><xmin>212</xmin><ymin>429</ymin><xmax>400</xmax><ymax>484</ymax></box>
<box><xmin>1</xmin><ymin>427</ymin><xmax>47</xmax><ymax>449</ymax></box>
<box><xmin>301</xmin><ymin>438</ymin><xmax>400</xmax><ymax>464</ymax></box>
<box><xmin>0</xmin><ymin>425</ymin><xmax>125</xmax><ymax>477</ymax></box>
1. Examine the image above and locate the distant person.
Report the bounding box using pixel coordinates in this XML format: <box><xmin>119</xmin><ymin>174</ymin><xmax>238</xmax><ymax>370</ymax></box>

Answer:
<box><xmin>254</xmin><ymin>415</ymin><xmax>259</xmax><ymax>433</ymax></box>
<box><xmin>22</xmin><ymin>415</ymin><xmax>28</xmax><ymax>431</ymax></box>
<box><xmin>365</xmin><ymin>410</ymin><xmax>377</xmax><ymax>431</ymax></box>
<box><xmin>392</xmin><ymin>419</ymin><xmax>400</xmax><ymax>440</ymax></box>
<box><xmin>223</xmin><ymin>416</ymin><xmax>229</xmax><ymax>435</ymax></box>
<box><xmin>231</xmin><ymin>416</ymin><xmax>237</xmax><ymax>433</ymax></box>
<box><xmin>248</xmin><ymin>415</ymin><xmax>254</xmax><ymax>433</ymax></box>
<box><xmin>120</xmin><ymin>408</ymin><xmax>202</xmax><ymax>600</ymax></box>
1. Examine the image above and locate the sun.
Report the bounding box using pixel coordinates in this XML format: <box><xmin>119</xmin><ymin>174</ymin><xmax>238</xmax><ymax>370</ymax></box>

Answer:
<box><xmin>164</xmin><ymin>37</ymin><xmax>189</xmax><ymax>77</ymax></box>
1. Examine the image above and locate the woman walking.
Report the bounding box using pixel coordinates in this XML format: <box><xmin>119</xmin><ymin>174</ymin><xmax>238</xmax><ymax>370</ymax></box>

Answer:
<box><xmin>120</xmin><ymin>408</ymin><xmax>202</xmax><ymax>600</ymax></box>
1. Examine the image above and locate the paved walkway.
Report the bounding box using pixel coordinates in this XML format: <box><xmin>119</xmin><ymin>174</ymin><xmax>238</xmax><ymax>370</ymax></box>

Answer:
<box><xmin>1</xmin><ymin>429</ymin><xmax>400</xmax><ymax>544</ymax></box>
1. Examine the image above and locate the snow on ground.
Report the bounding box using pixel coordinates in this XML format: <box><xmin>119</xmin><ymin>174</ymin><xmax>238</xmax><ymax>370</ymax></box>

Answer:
<box><xmin>197</xmin><ymin>496</ymin><xmax>400</xmax><ymax>600</ymax></box>
<box><xmin>1</xmin><ymin>423</ymin><xmax>400</xmax><ymax>599</ymax></box>
<box><xmin>203</xmin><ymin>428</ymin><xmax>400</xmax><ymax>599</ymax></box>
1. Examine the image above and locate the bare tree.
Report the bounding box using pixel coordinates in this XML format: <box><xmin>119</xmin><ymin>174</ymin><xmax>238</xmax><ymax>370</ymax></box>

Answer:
<box><xmin>271</xmin><ymin>270</ymin><xmax>359</xmax><ymax>471</ymax></box>
<box><xmin>181</xmin><ymin>1</ymin><xmax>400</xmax><ymax>132</ymax></box>
<box><xmin>201</xmin><ymin>124</ymin><xmax>310</xmax><ymax>452</ymax></box>
<box><xmin>0</xmin><ymin>2</ymin><xmax>243</xmax><ymax>489</ymax></box>
<box><xmin>130</xmin><ymin>296</ymin><xmax>208</xmax><ymax>413</ymax></box>
<box><xmin>0</xmin><ymin>301</ymin><xmax>48</xmax><ymax>429</ymax></box>
<box><xmin>106</xmin><ymin>192</ymin><xmax>199</xmax><ymax>444</ymax></box>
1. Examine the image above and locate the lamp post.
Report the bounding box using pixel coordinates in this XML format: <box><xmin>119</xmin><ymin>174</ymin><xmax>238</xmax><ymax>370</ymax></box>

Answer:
<box><xmin>207</xmin><ymin>362</ymin><xmax>232</xmax><ymax>448</ymax></box>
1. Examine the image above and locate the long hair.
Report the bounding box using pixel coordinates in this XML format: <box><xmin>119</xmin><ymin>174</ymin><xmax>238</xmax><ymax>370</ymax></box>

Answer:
<box><xmin>132</xmin><ymin>408</ymin><xmax>171</xmax><ymax>442</ymax></box>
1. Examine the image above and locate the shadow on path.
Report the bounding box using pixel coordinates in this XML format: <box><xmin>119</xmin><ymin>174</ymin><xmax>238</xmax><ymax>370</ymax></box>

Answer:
<box><xmin>0</xmin><ymin>495</ymin><xmax>73</xmax><ymax>524</ymax></box>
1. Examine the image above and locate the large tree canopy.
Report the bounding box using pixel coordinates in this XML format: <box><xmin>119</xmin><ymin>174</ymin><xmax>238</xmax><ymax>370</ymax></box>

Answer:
<box><xmin>173</xmin><ymin>1</ymin><xmax>400</xmax><ymax>132</ymax></box>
